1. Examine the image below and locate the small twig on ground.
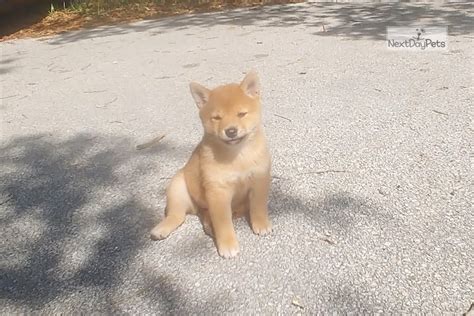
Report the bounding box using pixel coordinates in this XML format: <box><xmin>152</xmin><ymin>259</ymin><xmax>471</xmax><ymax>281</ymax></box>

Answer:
<box><xmin>283</xmin><ymin>58</ymin><xmax>302</xmax><ymax>67</ymax></box>
<box><xmin>81</xmin><ymin>63</ymin><xmax>91</xmax><ymax>70</ymax></box>
<box><xmin>297</xmin><ymin>170</ymin><xmax>348</xmax><ymax>176</ymax></box>
<box><xmin>318</xmin><ymin>235</ymin><xmax>336</xmax><ymax>245</ymax></box>
<box><xmin>274</xmin><ymin>113</ymin><xmax>292</xmax><ymax>122</ymax></box>
<box><xmin>104</xmin><ymin>96</ymin><xmax>118</xmax><ymax>105</ymax></box>
<box><xmin>136</xmin><ymin>134</ymin><xmax>166</xmax><ymax>150</ymax></box>
<box><xmin>155</xmin><ymin>75</ymin><xmax>172</xmax><ymax>80</ymax></box>
<box><xmin>432</xmin><ymin>109</ymin><xmax>449</xmax><ymax>116</ymax></box>
<box><xmin>463</xmin><ymin>303</ymin><xmax>474</xmax><ymax>316</ymax></box>
<box><xmin>109</xmin><ymin>120</ymin><xmax>123</xmax><ymax>124</ymax></box>
<box><xmin>272</xmin><ymin>175</ymin><xmax>286</xmax><ymax>180</ymax></box>
<box><xmin>408</xmin><ymin>125</ymin><xmax>419</xmax><ymax>134</ymax></box>
<box><xmin>0</xmin><ymin>94</ymin><xmax>19</xmax><ymax>99</ymax></box>
<box><xmin>84</xmin><ymin>89</ymin><xmax>107</xmax><ymax>94</ymax></box>
<box><xmin>291</xmin><ymin>298</ymin><xmax>304</xmax><ymax>309</ymax></box>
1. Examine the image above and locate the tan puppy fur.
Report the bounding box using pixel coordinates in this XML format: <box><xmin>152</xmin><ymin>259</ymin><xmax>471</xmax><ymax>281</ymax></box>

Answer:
<box><xmin>150</xmin><ymin>70</ymin><xmax>272</xmax><ymax>258</ymax></box>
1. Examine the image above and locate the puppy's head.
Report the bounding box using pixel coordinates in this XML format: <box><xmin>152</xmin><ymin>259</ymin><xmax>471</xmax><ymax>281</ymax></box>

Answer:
<box><xmin>189</xmin><ymin>70</ymin><xmax>262</xmax><ymax>146</ymax></box>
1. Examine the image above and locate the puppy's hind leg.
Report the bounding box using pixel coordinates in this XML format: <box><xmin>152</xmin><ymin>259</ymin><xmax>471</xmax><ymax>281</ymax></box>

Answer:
<box><xmin>150</xmin><ymin>171</ymin><xmax>192</xmax><ymax>240</ymax></box>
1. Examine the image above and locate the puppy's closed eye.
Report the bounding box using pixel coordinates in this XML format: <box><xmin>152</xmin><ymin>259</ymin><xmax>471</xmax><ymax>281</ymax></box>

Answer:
<box><xmin>238</xmin><ymin>112</ymin><xmax>248</xmax><ymax>118</ymax></box>
<box><xmin>212</xmin><ymin>115</ymin><xmax>222</xmax><ymax>121</ymax></box>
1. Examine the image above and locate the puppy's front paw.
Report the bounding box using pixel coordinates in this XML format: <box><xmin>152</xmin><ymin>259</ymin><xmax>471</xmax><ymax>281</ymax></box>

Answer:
<box><xmin>217</xmin><ymin>237</ymin><xmax>240</xmax><ymax>259</ymax></box>
<box><xmin>252</xmin><ymin>219</ymin><xmax>272</xmax><ymax>236</ymax></box>
<box><xmin>150</xmin><ymin>224</ymin><xmax>172</xmax><ymax>240</ymax></box>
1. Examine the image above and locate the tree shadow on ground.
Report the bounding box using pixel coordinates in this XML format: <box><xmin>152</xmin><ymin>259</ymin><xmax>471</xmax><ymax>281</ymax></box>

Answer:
<box><xmin>0</xmin><ymin>133</ymin><xmax>184</xmax><ymax>311</ymax></box>
<box><xmin>267</xmin><ymin>183</ymin><xmax>396</xmax><ymax>313</ymax></box>
<box><xmin>312</xmin><ymin>2</ymin><xmax>473</xmax><ymax>40</ymax></box>
<box><xmin>268</xmin><ymin>177</ymin><xmax>397</xmax><ymax>239</ymax></box>
<box><xmin>0</xmin><ymin>56</ymin><xmax>18</xmax><ymax>75</ymax></box>
<box><xmin>0</xmin><ymin>132</ymin><xmax>402</xmax><ymax>312</ymax></box>
<box><xmin>45</xmin><ymin>2</ymin><xmax>474</xmax><ymax>45</ymax></box>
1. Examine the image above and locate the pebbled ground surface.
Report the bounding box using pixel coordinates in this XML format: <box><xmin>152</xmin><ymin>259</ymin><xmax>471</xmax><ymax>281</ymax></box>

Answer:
<box><xmin>1</xmin><ymin>1</ymin><xmax>473</xmax><ymax>314</ymax></box>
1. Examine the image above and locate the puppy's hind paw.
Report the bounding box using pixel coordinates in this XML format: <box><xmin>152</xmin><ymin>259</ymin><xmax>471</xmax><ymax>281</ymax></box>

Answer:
<box><xmin>252</xmin><ymin>220</ymin><xmax>272</xmax><ymax>236</ymax></box>
<box><xmin>150</xmin><ymin>225</ymin><xmax>172</xmax><ymax>240</ymax></box>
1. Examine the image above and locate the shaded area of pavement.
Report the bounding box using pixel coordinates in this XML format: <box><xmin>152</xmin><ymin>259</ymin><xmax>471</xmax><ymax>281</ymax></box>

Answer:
<box><xmin>40</xmin><ymin>1</ymin><xmax>474</xmax><ymax>45</ymax></box>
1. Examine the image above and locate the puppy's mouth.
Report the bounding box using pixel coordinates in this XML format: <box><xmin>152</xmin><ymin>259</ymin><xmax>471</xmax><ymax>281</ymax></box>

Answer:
<box><xmin>223</xmin><ymin>135</ymin><xmax>246</xmax><ymax>145</ymax></box>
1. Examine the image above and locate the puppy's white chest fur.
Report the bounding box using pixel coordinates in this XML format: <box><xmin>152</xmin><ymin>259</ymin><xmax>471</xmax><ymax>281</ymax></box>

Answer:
<box><xmin>224</xmin><ymin>151</ymin><xmax>270</xmax><ymax>184</ymax></box>
<box><xmin>225</xmin><ymin>163</ymin><xmax>262</xmax><ymax>183</ymax></box>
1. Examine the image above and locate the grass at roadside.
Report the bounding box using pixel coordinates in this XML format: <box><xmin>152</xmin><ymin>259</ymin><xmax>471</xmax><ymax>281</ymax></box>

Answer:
<box><xmin>1</xmin><ymin>0</ymin><xmax>301</xmax><ymax>41</ymax></box>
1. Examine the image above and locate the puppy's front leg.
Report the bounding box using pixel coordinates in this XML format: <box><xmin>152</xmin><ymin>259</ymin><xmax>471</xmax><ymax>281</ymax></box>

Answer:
<box><xmin>207</xmin><ymin>189</ymin><xmax>239</xmax><ymax>258</ymax></box>
<box><xmin>249</xmin><ymin>173</ymin><xmax>272</xmax><ymax>235</ymax></box>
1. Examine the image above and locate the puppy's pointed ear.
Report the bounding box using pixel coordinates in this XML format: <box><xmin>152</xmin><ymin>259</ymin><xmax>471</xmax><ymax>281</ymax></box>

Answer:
<box><xmin>240</xmin><ymin>70</ymin><xmax>260</xmax><ymax>98</ymax></box>
<box><xmin>189</xmin><ymin>82</ymin><xmax>210</xmax><ymax>109</ymax></box>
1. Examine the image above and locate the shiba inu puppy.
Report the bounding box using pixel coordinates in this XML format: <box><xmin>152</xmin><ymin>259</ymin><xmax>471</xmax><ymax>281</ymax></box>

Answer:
<box><xmin>150</xmin><ymin>70</ymin><xmax>271</xmax><ymax>258</ymax></box>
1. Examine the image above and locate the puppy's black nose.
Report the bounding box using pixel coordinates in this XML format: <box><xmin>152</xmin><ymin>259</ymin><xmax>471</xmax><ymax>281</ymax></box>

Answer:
<box><xmin>225</xmin><ymin>127</ymin><xmax>238</xmax><ymax>138</ymax></box>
